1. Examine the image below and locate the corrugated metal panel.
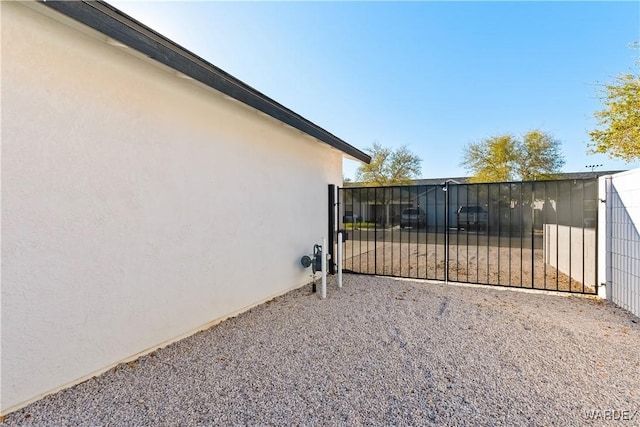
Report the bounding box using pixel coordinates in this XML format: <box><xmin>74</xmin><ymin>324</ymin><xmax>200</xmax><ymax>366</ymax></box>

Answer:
<box><xmin>607</xmin><ymin>169</ymin><xmax>640</xmax><ymax>318</ymax></box>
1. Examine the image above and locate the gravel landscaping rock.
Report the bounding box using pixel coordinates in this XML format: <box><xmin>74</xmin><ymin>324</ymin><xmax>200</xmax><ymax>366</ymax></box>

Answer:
<box><xmin>345</xmin><ymin>241</ymin><xmax>592</xmax><ymax>293</ymax></box>
<box><xmin>4</xmin><ymin>274</ymin><xmax>639</xmax><ymax>426</ymax></box>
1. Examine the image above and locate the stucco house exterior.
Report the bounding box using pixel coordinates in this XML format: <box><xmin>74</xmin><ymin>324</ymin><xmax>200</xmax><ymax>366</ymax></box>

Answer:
<box><xmin>1</xmin><ymin>0</ymin><xmax>370</xmax><ymax>415</ymax></box>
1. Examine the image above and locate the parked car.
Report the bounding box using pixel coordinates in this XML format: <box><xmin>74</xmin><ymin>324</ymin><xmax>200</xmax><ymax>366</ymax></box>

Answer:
<box><xmin>343</xmin><ymin>211</ymin><xmax>360</xmax><ymax>223</ymax></box>
<box><xmin>457</xmin><ymin>206</ymin><xmax>488</xmax><ymax>230</ymax></box>
<box><xmin>400</xmin><ymin>208</ymin><xmax>426</xmax><ymax>229</ymax></box>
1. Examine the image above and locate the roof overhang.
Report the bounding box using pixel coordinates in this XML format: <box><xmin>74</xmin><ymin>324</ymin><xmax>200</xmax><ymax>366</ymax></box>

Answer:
<box><xmin>38</xmin><ymin>0</ymin><xmax>371</xmax><ymax>164</ymax></box>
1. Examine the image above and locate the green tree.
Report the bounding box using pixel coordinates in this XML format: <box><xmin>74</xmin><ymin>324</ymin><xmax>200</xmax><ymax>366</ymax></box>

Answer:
<box><xmin>589</xmin><ymin>72</ymin><xmax>640</xmax><ymax>162</ymax></box>
<box><xmin>518</xmin><ymin>130</ymin><xmax>565</xmax><ymax>181</ymax></box>
<box><xmin>461</xmin><ymin>130</ymin><xmax>565</xmax><ymax>183</ymax></box>
<box><xmin>461</xmin><ymin>134</ymin><xmax>518</xmax><ymax>182</ymax></box>
<box><xmin>352</xmin><ymin>143</ymin><xmax>421</xmax><ymax>228</ymax></box>
<box><xmin>355</xmin><ymin>142</ymin><xmax>422</xmax><ymax>186</ymax></box>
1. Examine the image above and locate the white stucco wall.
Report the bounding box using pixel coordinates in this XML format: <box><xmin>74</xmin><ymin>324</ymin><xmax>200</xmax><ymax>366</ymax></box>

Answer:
<box><xmin>1</xmin><ymin>2</ymin><xmax>343</xmax><ymax>414</ymax></box>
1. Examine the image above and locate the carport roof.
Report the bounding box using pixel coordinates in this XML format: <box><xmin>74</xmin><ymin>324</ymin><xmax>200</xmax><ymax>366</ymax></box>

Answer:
<box><xmin>39</xmin><ymin>0</ymin><xmax>371</xmax><ymax>164</ymax></box>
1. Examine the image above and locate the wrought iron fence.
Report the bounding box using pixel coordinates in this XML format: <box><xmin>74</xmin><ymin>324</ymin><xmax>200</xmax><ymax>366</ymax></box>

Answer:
<box><xmin>338</xmin><ymin>179</ymin><xmax>598</xmax><ymax>294</ymax></box>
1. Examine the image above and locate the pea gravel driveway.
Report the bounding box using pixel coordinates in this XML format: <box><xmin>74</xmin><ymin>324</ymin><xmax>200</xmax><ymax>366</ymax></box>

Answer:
<box><xmin>4</xmin><ymin>274</ymin><xmax>640</xmax><ymax>426</ymax></box>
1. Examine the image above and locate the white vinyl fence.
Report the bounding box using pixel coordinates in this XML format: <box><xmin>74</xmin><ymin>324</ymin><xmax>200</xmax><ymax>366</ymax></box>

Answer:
<box><xmin>600</xmin><ymin>169</ymin><xmax>640</xmax><ymax>318</ymax></box>
<box><xmin>543</xmin><ymin>225</ymin><xmax>597</xmax><ymax>290</ymax></box>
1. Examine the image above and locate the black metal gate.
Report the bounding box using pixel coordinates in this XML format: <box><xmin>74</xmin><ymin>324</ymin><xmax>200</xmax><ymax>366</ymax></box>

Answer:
<box><xmin>337</xmin><ymin>179</ymin><xmax>598</xmax><ymax>294</ymax></box>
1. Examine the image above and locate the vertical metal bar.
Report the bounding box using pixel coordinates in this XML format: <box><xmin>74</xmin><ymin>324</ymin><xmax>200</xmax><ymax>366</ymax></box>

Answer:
<box><xmin>520</xmin><ymin>183</ymin><xmax>524</xmax><ymax>288</ymax></box>
<box><xmin>419</xmin><ymin>186</ymin><xmax>423</xmax><ymax>278</ymax></box>
<box><xmin>358</xmin><ymin>187</ymin><xmax>362</xmax><ymax>274</ymax></box>
<box><xmin>344</xmin><ymin>188</ymin><xmax>348</xmax><ymax>272</ymax></box>
<box><xmin>416</xmin><ymin>186</ymin><xmax>420</xmax><ymax>278</ymax></box>
<box><xmin>486</xmin><ymin>183</ymin><xmax>490</xmax><ymax>285</ymax></box>
<box><xmin>465</xmin><ymin>184</ymin><xmax>469</xmax><ymax>283</ymax></box>
<box><xmin>476</xmin><ymin>184</ymin><xmax>480</xmax><ymax>283</ymax></box>
<box><xmin>441</xmin><ymin>184</ymin><xmax>444</xmax><ymax>281</ymax></box>
<box><xmin>328</xmin><ymin>184</ymin><xmax>336</xmax><ymax>275</ymax></box>
<box><xmin>555</xmin><ymin>182</ymin><xmax>560</xmax><ymax>291</ymax></box>
<box><xmin>383</xmin><ymin>187</ymin><xmax>387</xmax><ymax>276</ymax></box>
<box><xmin>455</xmin><ymin>182</ymin><xmax>459</xmax><ymax>281</ymax></box>
<box><xmin>497</xmin><ymin>183</ymin><xmax>501</xmax><ymax>285</ymax></box>
<box><xmin>509</xmin><ymin>183</ymin><xmax>512</xmax><ymax>287</ymax></box>
<box><xmin>366</xmin><ymin>188</ymin><xmax>370</xmax><ymax>274</ymax></box>
<box><xmin>435</xmin><ymin>185</ymin><xmax>439</xmax><ymax>280</ymax></box>
<box><xmin>352</xmin><ymin>187</ymin><xmax>356</xmax><ymax>273</ymax></box>
<box><xmin>374</xmin><ymin>187</ymin><xmax>378</xmax><ymax>275</ymax></box>
<box><xmin>581</xmin><ymin>180</ymin><xmax>585</xmax><ymax>293</ymax></box>
<box><xmin>399</xmin><ymin>186</ymin><xmax>403</xmax><ymax>276</ymax></box>
<box><xmin>445</xmin><ymin>181</ymin><xmax>450</xmax><ymax>282</ymax></box>
<box><xmin>391</xmin><ymin>187</ymin><xmax>395</xmax><ymax>276</ymax></box>
<box><xmin>379</xmin><ymin>187</ymin><xmax>383</xmax><ymax>275</ymax></box>
<box><xmin>569</xmin><ymin>181</ymin><xmax>573</xmax><ymax>291</ymax></box>
<box><xmin>348</xmin><ymin>188</ymin><xmax>352</xmax><ymax>272</ymax></box>
<box><xmin>344</xmin><ymin>187</ymin><xmax>348</xmax><ymax>271</ymax></box>
<box><xmin>406</xmin><ymin>185</ymin><xmax>410</xmax><ymax>277</ymax></box>
<box><xmin>404</xmin><ymin>185</ymin><xmax>409</xmax><ymax>277</ymax></box>
<box><xmin>345</xmin><ymin>188</ymin><xmax>349</xmax><ymax>272</ymax></box>
<box><xmin>337</xmin><ymin>187</ymin><xmax>341</xmax><ymax>270</ymax></box>
<box><xmin>531</xmin><ymin>183</ymin><xmax>536</xmax><ymax>289</ymax></box>
<box><xmin>337</xmin><ymin>186</ymin><xmax>341</xmax><ymax>275</ymax></box>
<box><xmin>405</xmin><ymin>185</ymin><xmax>409</xmax><ymax>277</ymax></box>
<box><xmin>404</xmin><ymin>185</ymin><xmax>408</xmax><ymax>276</ymax></box>
<box><xmin>349</xmin><ymin>187</ymin><xmax>354</xmax><ymax>273</ymax></box>
<box><xmin>342</xmin><ymin>188</ymin><xmax>353</xmax><ymax>271</ymax></box>
<box><xmin>407</xmin><ymin>185</ymin><xmax>411</xmax><ymax>277</ymax></box>
<box><xmin>543</xmin><ymin>181</ymin><xmax>548</xmax><ymax>290</ymax></box>
<box><xmin>343</xmin><ymin>188</ymin><xmax>347</xmax><ymax>273</ymax></box>
<box><xmin>407</xmin><ymin>186</ymin><xmax>411</xmax><ymax>277</ymax></box>
<box><xmin>426</xmin><ymin>186</ymin><xmax>430</xmax><ymax>279</ymax></box>
<box><xmin>453</xmin><ymin>182</ymin><xmax>457</xmax><ymax>281</ymax></box>
<box><xmin>441</xmin><ymin>184</ymin><xmax>445</xmax><ymax>281</ymax></box>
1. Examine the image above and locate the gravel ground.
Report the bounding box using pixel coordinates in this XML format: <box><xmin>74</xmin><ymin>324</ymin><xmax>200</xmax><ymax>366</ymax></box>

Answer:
<box><xmin>4</xmin><ymin>274</ymin><xmax>639</xmax><ymax>426</ymax></box>
<box><xmin>345</xmin><ymin>242</ymin><xmax>593</xmax><ymax>293</ymax></box>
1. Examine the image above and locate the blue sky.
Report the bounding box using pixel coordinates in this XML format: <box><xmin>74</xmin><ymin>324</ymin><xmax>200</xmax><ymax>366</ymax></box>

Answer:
<box><xmin>112</xmin><ymin>1</ymin><xmax>640</xmax><ymax>180</ymax></box>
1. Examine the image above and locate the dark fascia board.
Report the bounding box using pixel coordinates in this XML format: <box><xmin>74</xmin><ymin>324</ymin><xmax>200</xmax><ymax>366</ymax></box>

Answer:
<box><xmin>39</xmin><ymin>0</ymin><xmax>371</xmax><ymax>164</ymax></box>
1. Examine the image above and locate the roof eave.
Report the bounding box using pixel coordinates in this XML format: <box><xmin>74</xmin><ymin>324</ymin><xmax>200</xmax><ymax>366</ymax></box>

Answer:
<box><xmin>40</xmin><ymin>0</ymin><xmax>371</xmax><ymax>164</ymax></box>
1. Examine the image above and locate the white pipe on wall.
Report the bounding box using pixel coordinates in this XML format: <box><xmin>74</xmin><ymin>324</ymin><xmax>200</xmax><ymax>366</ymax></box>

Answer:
<box><xmin>337</xmin><ymin>231</ymin><xmax>343</xmax><ymax>288</ymax></box>
<box><xmin>321</xmin><ymin>237</ymin><xmax>327</xmax><ymax>299</ymax></box>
